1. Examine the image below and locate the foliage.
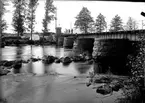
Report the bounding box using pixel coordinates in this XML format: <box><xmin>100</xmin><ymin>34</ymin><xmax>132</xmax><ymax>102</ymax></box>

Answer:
<box><xmin>12</xmin><ymin>0</ymin><xmax>27</xmax><ymax>36</ymax></box>
<box><xmin>26</xmin><ymin>0</ymin><xmax>38</xmax><ymax>40</ymax></box>
<box><xmin>0</xmin><ymin>0</ymin><xmax>8</xmax><ymax>34</ymax></box>
<box><xmin>95</xmin><ymin>13</ymin><xmax>107</xmax><ymax>33</ymax></box>
<box><xmin>42</xmin><ymin>0</ymin><xmax>56</xmax><ymax>34</ymax></box>
<box><xmin>74</xmin><ymin>7</ymin><xmax>94</xmax><ymax>34</ymax></box>
<box><xmin>124</xmin><ymin>17</ymin><xmax>138</xmax><ymax>31</ymax></box>
<box><xmin>109</xmin><ymin>15</ymin><xmax>123</xmax><ymax>32</ymax></box>
<box><xmin>116</xmin><ymin>84</ymin><xmax>142</xmax><ymax>103</ymax></box>
<box><xmin>121</xmin><ymin>31</ymin><xmax>145</xmax><ymax>103</ymax></box>
<box><xmin>126</xmin><ymin>31</ymin><xmax>145</xmax><ymax>84</ymax></box>
<box><xmin>0</xmin><ymin>0</ymin><xmax>4</xmax><ymax>18</ymax></box>
<box><xmin>1</xmin><ymin>19</ymin><xmax>7</xmax><ymax>33</ymax></box>
<box><xmin>88</xmin><ymin>22</ymin><xmax>96</xmax><ymax>33</ymax></box>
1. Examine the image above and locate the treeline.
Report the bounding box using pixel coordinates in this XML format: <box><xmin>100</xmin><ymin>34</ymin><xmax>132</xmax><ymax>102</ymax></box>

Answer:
<box><xmin>0</xmin><ymin>0</ymin><xmax>56</xmax><ymax>39</ymax></box>
<box><xmin>74</xmin><ymin>7</ymin><xmax>139</xmax><ymax>34</ymax></box>
<box><xmin>0</xmin><ymin>1</ymin><xmax>141</xmax><ymax>36</ymax></box>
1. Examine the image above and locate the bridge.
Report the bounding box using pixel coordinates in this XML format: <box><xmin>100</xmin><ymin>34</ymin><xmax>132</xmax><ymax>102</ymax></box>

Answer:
<box><xmin>57</xmin><ymin>30</ymin><xmax>145</xmax><ymax>75</ymax></box>
<box><xmin>59</xmin><ymin>30</ymin><xmax>145</xmax><ymax>51</ymax></box>
<box><xmin>61</xmin><ymin>30</ymin><xmax>145</xmax><ymax>40</ymax></box>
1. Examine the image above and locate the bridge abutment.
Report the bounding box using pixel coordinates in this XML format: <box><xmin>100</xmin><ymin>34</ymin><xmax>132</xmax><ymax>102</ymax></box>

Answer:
<box><xmin>92</xmin><ymin>39</ymin><xmax>139</xmax><ymax>75</ymax></box>
<box><xmin>72</xmin><ymin>38</ymin><xmax>94</xmax><ymax>55</ymax></box>
<box><xmin>92</xmin><ymin>38</ymin><xmax>100</xmax><ymax>57</ymax></box>
<box><xmin>62</xmin><ymin>30</ymin><xmax>144</xmax><ymax>75</ymax></box>
<box><xmin>63</xmin><ymin>37</ymin><xmax>75</xmax><ymax>48</ymax></box>
<box><xmin>58</xmin><ymin>37</ymin><xmax>64</xmax><ymax>46</ymax></box>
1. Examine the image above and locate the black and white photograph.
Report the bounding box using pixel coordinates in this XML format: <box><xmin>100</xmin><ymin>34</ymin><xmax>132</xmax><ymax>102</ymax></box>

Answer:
<box><xmin>0</xmin><ymin>0</ymin><xmax>145</xmax><ymax>103</ymax></box>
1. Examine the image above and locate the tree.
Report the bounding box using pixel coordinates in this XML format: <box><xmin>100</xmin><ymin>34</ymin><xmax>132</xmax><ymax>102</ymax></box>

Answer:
<box><xmin>0</xmin><ymin>2</ymin><xmax>7</xmax><ymax>35</ymax></box>
<box><xmin>12</xmin><ymin>0</ymin><xmax>26</xmax><ymax>37</ymax></box>
<box><xmin>124</xmin><ymin>17</ymin><xmax>138</xmax><ymax>30</ymax></box>
<box><xmin>95</xmin><ymin>13</ymin><xmax>107</xmax><ymax>33</ymax></box>
<box><xmin>0</xmin><ymin>0</ymin><xmax>8</xmax><ymax>36</ymax></box>
<box><xmin>42</xmin><ymin>0</ymin><xmax>56</xmax><ymax>41</ymax></box>
<box><xmin>126</xmin><ymin>31</ymin><xmax>145</xmax><ymax>103</ymax></box>
<box><xmin>1</xmin><ymin>19</ymin><xmax>7</xmax><ymax>34</ymax></box>
<box><xmin>88</xmin><ymin>22</ymin><xmax>96</xmax><ymax>33</ymax></box>
<box><xmin>26</xmin><ymin>0</ymin><xmax>38</xmax><ymax>40</ymax></box>
<box><xmin>109</xmin><ymin>15</ymin><xmax>123</xmax><ymax>32</ymax></box>
<box><xmin>75</xmin><ymin>7</ymin><xmax>94</xmax><ymax>34</ymax></box>
<box><xmin>0</xmin><ymin>0</ymin><xmax>5</xmax><ymax>22</ymax></box>
<box><xmin>42</xmin><ymin>0</ymin><xmax>56</xmax><ymax>33</ymax></box>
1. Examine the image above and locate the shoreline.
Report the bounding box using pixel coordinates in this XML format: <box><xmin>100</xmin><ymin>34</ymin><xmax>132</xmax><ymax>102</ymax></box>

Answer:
<box><xmin>0</xmin><ymin>73</ymin><xmax>130</xmax><ymax>103</ymax></box>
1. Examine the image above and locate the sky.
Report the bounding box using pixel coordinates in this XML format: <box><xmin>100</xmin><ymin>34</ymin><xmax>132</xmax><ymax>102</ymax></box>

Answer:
<box><xmin>3</xmin><ymin>0</ymin><xmax>145</xmax><ymax>33</ymax></box>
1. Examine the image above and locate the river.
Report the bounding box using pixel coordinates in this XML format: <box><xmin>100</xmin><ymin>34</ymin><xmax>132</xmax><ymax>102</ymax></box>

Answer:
<box><xmin>0</xmin><ymin>45</ymin><xmax>124</xmax><ymax>103</ymax></box>
<box><xmin>1</xmin><ymin>45</ymin><xmax>94</xmax><ymax>76</ymax></box>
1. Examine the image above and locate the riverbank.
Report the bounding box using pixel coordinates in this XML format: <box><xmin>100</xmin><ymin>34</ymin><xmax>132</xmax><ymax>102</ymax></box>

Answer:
<box><xmin>0</xmin><ymin>73</ymin><xmax>133</xmax><ymax>103</ymax></box>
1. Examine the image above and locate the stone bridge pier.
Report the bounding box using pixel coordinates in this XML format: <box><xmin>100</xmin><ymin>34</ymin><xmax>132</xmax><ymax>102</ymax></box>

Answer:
<box><xmin>61</xmin><ymin>30</ymin><xmax>145</xmax><ymax>75</ymax></box>
<box><xmin>72</xmin><ymin>37</ymin><xmax>139</xmax><ymax>75</ymax></box>
<box><xmin>63</xmin><ymin>37</ymin><xmax>75</xmax><ymax>48</ymax></box>
<box><xmin>73</xmin><ymin>38</ymin><xmax>94</xmax><ymax>55</ymax></box>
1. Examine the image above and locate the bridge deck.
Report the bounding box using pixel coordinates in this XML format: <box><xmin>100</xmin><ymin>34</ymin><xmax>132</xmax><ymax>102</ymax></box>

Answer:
<box><xmin>62</xmin><ymin>30</ymin><xmax>145</xmax><ymax>41</ymax></box>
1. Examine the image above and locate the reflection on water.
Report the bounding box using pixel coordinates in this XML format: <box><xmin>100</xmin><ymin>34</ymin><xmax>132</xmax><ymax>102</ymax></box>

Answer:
<box><xmin>1</xmin><ymin>45</ymin><xmax>94</xmax><ymax>76</ymax></box>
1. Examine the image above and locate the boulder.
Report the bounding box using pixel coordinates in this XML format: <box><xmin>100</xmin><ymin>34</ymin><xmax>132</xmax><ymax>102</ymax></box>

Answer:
<box><xmin>96</xmin><ymin>84</ymin><xmax>112</xmax><ymax>95</ymax></box>
<box><xmin>110</xmin><ymin>80</ymin><xmax>124</xmax><ymax>91</ymax></box>
<box><xmin>86</xmin><ymin>59</ymin><xmax>94</xmax><ymax>64</ymax></box>
<box><xmin>94</xmin><ymin>76</ymin><xmax>112</xmax><ymax>84</ymax></box>
<box><xmin>43</xmin><ymin>55</ymin><xmax>55</xmax><ymax>64</ymax></box>
<box><xmin>86</xmin><ymin>82</ymin><xmax>91</xmax><ymax>87</ymax></box>
<box><xmin>0</xmin><ymin>68</ymin><xmax>10</xmax><ymax>76</ymax></box>
<box><xmin>0</xmin><ymin>60</ymin><xmax>7</xmax><ymax>66</ymax></box>
<box><xmin>22</xmin><ymin>60</ymin><xmax>29</xmax><ymax>63</ymax></box>
<box><xmin>72</xmin><ymin>56</ymin><xmax>85</xmax><ymax>62</ymax></box>
<box><xmin>55</xmin><ymin>58</ymin><xmax>61</xmax><ymax>63</ymax></box>
<box><xmin>31</xmin><ymin>57</ymin><xmax>41</xmax><ymax>62</ymax></box>
<box><xmin>13</xmin><ymin>61</ymin><xmax>22</xmax><ymax>69</ymax></box>
<box><xmin>3</xmin><ymin>61</ymin><xmax>15</xmax><ymax>67</ymax></box>
<box><xmin>62</xmin><ymin>57</ymin><xmax>72</xmax><ymax>65</ymax></box>
<box><xmin>1</xmin><ymin>42</ymin><xmax>5</xmax><ymax>48</ymax></box>
<box><xmin>85</xmin><ymin>55</ymin><xmax>92</xmax><ymax>61</ymax></box>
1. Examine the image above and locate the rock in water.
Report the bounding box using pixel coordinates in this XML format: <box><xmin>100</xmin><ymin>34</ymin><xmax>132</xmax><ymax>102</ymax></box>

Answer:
<box><xmin>43</xmin><ymin>55</ymin><xmax>55</xmax><ymax>64</ymax></box>
<box><xmin>94</xmin><ymin>76</ymin><xmax>112</xmax><ymax>84</ymax></box>
<box><xmin>55</xmin><ymin>58</ymin><xmax>61</xmax><ymax>63</ymax></box>
<box><xmin>0</xmin><ymin>68</ymin><xmax>10</xmax><ymax>76</ymax></box>
<box><xmin>13</xmin><ymin>61</ymin><xmax>22</xmax><ymax>69</ymax></box>
<box><xmin>110</xmin><ymin>81</ymin><xmax>124</xmax><ymax>92</ymax></box>
<box><xmin>86</xmin><ymin>59</ymin><xmax>94</xmax><ymax>64</ymax></box>
<box><xmin>96</xmin><ymin>85</ymin><xmax>112</xmax><ymax>95</ymax></box>
<box><xmin>31</xmin><ymin>58</ymin><xmax>40</xmax><ymax>62</ymax></box>
<box><xmin>62</xmin><ymin>57</ymin><xmax>72</xmax><ymax>65</ymax></box>
<box><xmin>86</xmin><ymin>83</ymin><xmax>91</xmax><ymax>87</ymax></box>
<box><xmin>72</xmin><ymin>56</ymin><xmax>85</xmax><ymax>62</ymax></box>
<box><xmin>3</xmin><ymin>61</ymin><xmax>14</xmax><ymax>67</ymax></box>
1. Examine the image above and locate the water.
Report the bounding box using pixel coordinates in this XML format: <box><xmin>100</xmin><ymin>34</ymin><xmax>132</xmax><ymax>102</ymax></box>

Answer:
<box><xmin>0</xmin><ymin>46</ymin><xmax>122</xmax><ymax>103</ymax></box>
<box><xmin>1</xmin><ymin>45</ymin><xmax>93</xmax><ymax>76</ymax></box>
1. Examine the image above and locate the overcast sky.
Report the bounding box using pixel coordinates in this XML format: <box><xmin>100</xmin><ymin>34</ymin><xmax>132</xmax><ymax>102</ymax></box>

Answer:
<box><xmin>4</xmin><ymin>0</ymin><xmax>145</xmax><ymax>33</ymax></box>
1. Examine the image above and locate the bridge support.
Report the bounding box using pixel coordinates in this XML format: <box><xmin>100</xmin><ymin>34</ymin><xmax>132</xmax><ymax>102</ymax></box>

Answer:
<box><xmin>63</xmin><ymin>37</ymin><xmax>75</xmax><ymax>48</ymax></box>
<box><xmin>58</xmin><ymin>37</ymin><xmax>64</xmax><ymax>46</ymax></box>
<box><xmin>73</xmin><ymin>39</ymin><xmax>80</xmax><ymax>55</ymax></box>
<box><xmin>55</xmin><ymin>27</ymin><xmax>62</xmax><ymax>46</ymax></box>
<box><xmin>72</xmin><ymin>38</ymin><xmax>94</xmax><ymax>55</ymax></box>
<box><xmin>92</xmin><ymin>38</ymin><xmax>100</xmax><ymax>57</ymax></box>
<box><xmin>92</xmin><ymin>39</ymin><xmax>138</xmax><ymax>75</ymax></box>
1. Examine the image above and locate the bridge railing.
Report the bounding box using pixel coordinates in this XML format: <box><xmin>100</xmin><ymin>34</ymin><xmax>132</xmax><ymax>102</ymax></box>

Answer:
<box><xmin>62</xmin><ymin>30</ymin><xmax>145</xmax><ymax>41</ymax></box>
